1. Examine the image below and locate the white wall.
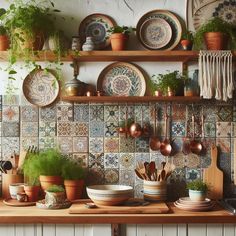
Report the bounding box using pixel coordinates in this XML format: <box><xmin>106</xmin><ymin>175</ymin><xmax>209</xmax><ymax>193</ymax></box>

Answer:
<box><xmin>0</xmin><ymin>0</ymin><xmax>187</xmax><ymax>95</ymax></box>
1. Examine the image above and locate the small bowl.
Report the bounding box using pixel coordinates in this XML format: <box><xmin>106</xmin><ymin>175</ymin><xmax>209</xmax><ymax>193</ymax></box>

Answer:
<box><xmin>86</xmin><ymin>185</ymin><xmax>133</xmax><ymax>206</ymax></box>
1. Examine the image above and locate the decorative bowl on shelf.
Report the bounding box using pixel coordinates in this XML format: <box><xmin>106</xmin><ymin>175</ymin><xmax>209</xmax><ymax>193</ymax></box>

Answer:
<box><xmin>86</xmin><ymin>185</ymin><xmax>133</xmax><ymax>206</ymax></box>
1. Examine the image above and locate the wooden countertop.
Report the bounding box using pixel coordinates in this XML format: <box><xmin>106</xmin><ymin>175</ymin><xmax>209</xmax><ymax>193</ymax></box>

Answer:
<box><xmin>0</xmin><ymin>201</ymin><xmax>235</xmax><ymax>224</ymax></box>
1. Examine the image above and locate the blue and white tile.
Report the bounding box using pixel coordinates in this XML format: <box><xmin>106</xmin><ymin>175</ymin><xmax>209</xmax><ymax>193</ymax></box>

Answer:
<box><xmin>39</xmin><ymin>122</ymin><xmax>56</xmax><ymax>137</ymax></box>
<box><xmin>204</xmin><ymin>122</ymin><xmax>216</xmax><ymax>137</ymax></box>
<box><xmin>171</xmin><ymin>121</ymin><xmax>185</xmax><ymax>137</ymax></box>
<box><xmin>135</xmin><ymin>137</ymin><xmax>149</xmax><ymax>153</ymax></box>
<box><xmin>74</xmin><ymin>104</ymin><xmax>89</xmax><ymax>122</ymax></box>
<box><xmin>39</xmin><ymin>137</ymin><xmax>56</xmax><ymax>150</ymax></box>
<box><xmin>57</xmin><ymin>105</ymin><xmax>73</xmax><ymax>121</ymax></box>
<box><xmin>90</xmin><ymin>121</ymin><xmax>104</xmax><ymax>137</ymax></box>
<box><xmin>21</xmin><ymin>106</ymin><xmax>38</xmax><ymax>122</ymax></box>
<box><xmin>104</xmin><ymin>105</ymin><xmax>119</xmax><ymax>122</ymax></box>
<box><xmin>119</xmin><ymin>105</ymin><xmax>135</xmax><ymax>121</ymax></box>
<box><xmin>89</xmin><ymin>153</ymin><xmax>104</xmax><ymax>169</ymax></box>
<box><xmin>21</xmin><ymin>122</ymin><xmax>39</xmax><ymax>137</ymax></box>
<box><xmin>89</xmin><ymin>105</ymin><xmax>104</xmax><ymax>122</ymax></box>
<box><xmin>89</xmin><ymin>137</ymin><xmax>104</xmax><ymax>153</ymax></box>
<box><xmin>104</xmin><ymin>153</ymin><xmax>119</xmax><ymax>168</ymax></box>
<box><xmin>40</xmin><ymin>105</ymin><xmax>57</xmax><ymax>122</ymax></box>
<box><xmin>105</xmin><ymin>122</ymin><xmax>118</xmax><ymax>137</ymax></box>
<box><xmin>185</xmin><ymin>168</ymin><xmax>201</xmax><ymax>182</ymax></box>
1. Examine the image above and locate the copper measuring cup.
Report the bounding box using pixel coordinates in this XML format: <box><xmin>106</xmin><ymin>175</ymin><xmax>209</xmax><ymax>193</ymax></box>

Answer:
<box><xmin>190</xmin><ymin>114</ymin><xmax>202</xmax><ymax>154</ymax></box>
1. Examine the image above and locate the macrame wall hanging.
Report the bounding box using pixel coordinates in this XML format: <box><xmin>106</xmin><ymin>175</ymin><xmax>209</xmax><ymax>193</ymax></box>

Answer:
<box><xmin>198</xmin><ymin>50</ymin><xmax>233</xmax><ymax>101</ymax></box>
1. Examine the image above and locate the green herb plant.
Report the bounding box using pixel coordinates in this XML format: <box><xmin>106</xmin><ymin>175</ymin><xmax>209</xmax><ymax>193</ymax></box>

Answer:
<box><xmin>0</xmin><ymin>25</ymin><xmax>7</xmax><ymax>35</ymax></box>
<box><xmin>181</xmin><ymin>30</ymin><xmax>194</xmax><ymax>41</ymax></box>
<box><xmin>107</xmin><ymin>25</ymin><xmax>135</xmax><ymax>36</ymax></box>
<box><xmin>193</xmin><ymin>17</ymin><xmax>236</xmax><ymax>49</ymax></box>
<box><xmin>46</xmin><ymin>185</ymin><xmax>65</xmax><ymax>193</ymax></box>
<box><xmin>187</xmin><ymin>179</ymin><xmax>208</xmax><ymax>193</ymax></box>
<box><xmin>62</xmin><ymin>161</ymin><xmax>86</xmax><ymax>180</ymax></box>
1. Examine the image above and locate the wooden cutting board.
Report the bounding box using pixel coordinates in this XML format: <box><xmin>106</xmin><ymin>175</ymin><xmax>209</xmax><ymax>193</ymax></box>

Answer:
<box><xmin>69</xmin><ymin>200</ymin><xmax>169</xmax><ymax>214</ymax></box>
<box><xmin>203</xmin><ymin>145</ymin><xmax>223</xmax><ymax>200</ymax></box>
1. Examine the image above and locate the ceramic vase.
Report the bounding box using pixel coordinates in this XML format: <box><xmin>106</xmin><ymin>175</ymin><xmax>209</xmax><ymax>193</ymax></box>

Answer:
<box><xmin>189</xmin><ymin>189</ymin><xmax>206</xmax><ymax>201</ymax></box>
<box><xmin>82</xmin><ymin>37</ymin><xmax>95</xmax><ymax>51</ymax></box>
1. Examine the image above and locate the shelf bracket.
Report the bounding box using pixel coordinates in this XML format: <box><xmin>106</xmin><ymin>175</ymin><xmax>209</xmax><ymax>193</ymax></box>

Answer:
<box><xmin>111</xmin><ymin>224</ymin><xmax>121</xmax><ymax>236</ymax></box>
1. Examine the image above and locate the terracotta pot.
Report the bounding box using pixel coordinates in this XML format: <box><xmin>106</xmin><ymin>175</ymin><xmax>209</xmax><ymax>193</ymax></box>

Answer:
<box><xmin>64</xmin><ymin>179</ymin><xmax>84</xmax><ymax>201</ymax></box>
<box><xmin>110</xmin><ymin>33</ymin><xmax>127</xmax><ymax>51</ymax></box>
<box><xmin>39</xmin><ymin>175</ymin><xmax>63</xmax><ymax>191</ymax></box>
<box><xmin>0</xmin><ymin>35</ymin><xmax>9</xmax><ymax>51</ymax></box>
<box><xmin>204</xmin><ymin>32</ymin><xmax>228</xmax><ymax>50</ymax></box>
<box><xmin>24</xmin><ymin>185</ymin><xmax>40</xmax><ymax>202</ymax></box>
<box><xmin>180</xmin><ymin>39</ymin><xmax>192</xmax><ymax>50</ymax></box>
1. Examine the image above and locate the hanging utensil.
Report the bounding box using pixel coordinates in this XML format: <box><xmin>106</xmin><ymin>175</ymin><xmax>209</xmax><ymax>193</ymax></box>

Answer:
<box><xmin>149</xmin><ymin>105</ymin><xmax>161</xmax><ymax>151</ymax></box>
<box><xmin>182</xmin><ymin>107</ymin><xmax>191</xmax><ymax>155</ymax></box>
<box><xmin>142</xmin><ymin>105</ymin><xmax>151</xmax><ymax>137</ymax></box>
<box><xmin>190</xmin><ymin>114</ymin><xmax>202</xmax><ymax>155</ymax></box>
<box><xmin>129</xmin><ymin>106</ymin><xmax>142</xmax><ymax>138</ymax></box>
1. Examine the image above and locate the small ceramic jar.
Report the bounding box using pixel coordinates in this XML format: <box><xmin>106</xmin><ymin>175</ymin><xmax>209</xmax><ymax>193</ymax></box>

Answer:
<box><xmin>82</xmin><ymin>36</ymin><xmax>95</xmax><ymax>51</ymax></box>
<box><xmin>71</xmin><ymin>36</ymin><xmax>81</xmax><ymax>50</ymax></box>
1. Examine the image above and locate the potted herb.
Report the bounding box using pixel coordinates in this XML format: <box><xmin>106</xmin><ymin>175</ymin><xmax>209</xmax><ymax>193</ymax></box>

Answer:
<box><xmin>187</xmin><ymin>179</ymin><xmax>208</xmax><ymax>201</ymax></box>
<box><xmin>193</xmin><ymin>17</ymin><xmax>236</xmax><ymax>50</ymax></box>
<box><xmin>180</xmin><ymin>30</ymin><xmax>194</xmax><ymax>50</ymax></box>
<box><xmin>149</xmin><ymin>71</ymin><xmax>184</xmax><ymax>96</ymax></box>
<box><xmin>45</xmin><ymin>185</ymin><xmax>66</xmax><ymax>207</ymax></box>
<box><xmin>107</xmin><ymin>25</ymin><xmax>135</xmax><ymax>51</ymax></box>
<box><xmin>0</xmin><ymin>25</ymin><xmax>9</xmax><ymax>51</ymax></box>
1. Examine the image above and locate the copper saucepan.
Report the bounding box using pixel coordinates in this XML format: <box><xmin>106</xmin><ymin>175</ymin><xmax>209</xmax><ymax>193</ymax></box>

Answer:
<box><xmin>190</xmin><ymin>114</ymin><xmax>202</xmax><ymax>154</ymax></box>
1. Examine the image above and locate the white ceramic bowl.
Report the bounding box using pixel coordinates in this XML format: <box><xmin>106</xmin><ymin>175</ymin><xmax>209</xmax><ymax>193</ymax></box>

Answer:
<box><xmin>86</xmin><ymin>185</ymin><xmax>133</xmax><ymax>206</ymax></box>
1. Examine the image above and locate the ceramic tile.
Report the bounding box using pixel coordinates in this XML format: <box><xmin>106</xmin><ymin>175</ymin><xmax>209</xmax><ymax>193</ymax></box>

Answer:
<box><xmin>2</xmin><ymin>106</ymin><xmax>19</xmax><ymax>122</ymax></box>
<box><xmin>57</xmin><ymin>136</ymin><xmax>73</xmax><ymax>153</ymax></box>
<box><xmin>104</xmin><ymin>138</ymin><xmax>119</xmax><ymax>153</ymax></box>
<box><xmin>169</xmin><ymin>167</ymin><xmax>186</xmax><ymax>182</ymax></box>
<box><xmin>104</xmin><ymin>153</ymin><xmax>119</xmax><ymax>168</ymax></box>
<box><xmin>2</xmin><ymin>122</ymin><xmax>19</xmax><ymax>137</ymax></box>
<box><xmin>135</xmin><ymin>137</ymin><xmax>149</xmax><ymax>153</ymax></box>
<box><xmin>216</xmin><ymin>122</ymin><xmax>231</xmax><ymax>137</ymax></box>
<box><xmin>73</xmin><ymin>137</ymin><xmax>88</xmax><ymax>153</ymax></box>
<box><xmin>3</xmin><ymin>95</ymin><xmax>19</xmax><ymax>105</ymax></box>
<box><xmin>172</xmin><ymin>152</ymin><xmax>185</xmax><ymax>168</ymax></box>
<box><xmin>150</xmin><ymin>152</ymin><xmax>166</xmax><ymax>170</ymax></box>
<box><xmin>200</xmin><ymin>153</ymin><xmax>211</xmax><ymax>168</ymax></box>
<box><xmin>21</xmin><ymin>122</ymin><xmax>38</xmax><ymax>137</ymax></box>
<box><xmin>119</xmin><ymin>135</ymin><xmax>135</xmax><ymax>153</ymax></box>
<box><xmin>72</xmin><ymin>153</ymin><xmax>88</xmax><ymax>167</ymax></box>
<box><xmin>21</xmin><ymin>137</ymin><xmax>39</xmax><ymax>151</ymax></box>
<box><xmin>185</xmin><ymin>168</ymin><xmax>201</xmax><ymax>182</ymax></box>
<box><xmin>186</xmin><ymin>119</ymin><xmax>202</xmax><ymax>138</ymax></box>
<box><xmin>119</xmin><ymin>169</ymin><xmax>134</xmax><ymax>186</ymax></box>
<box><xmin>203</xmin><ymin>105</ymin><xmax>217</xmax><ymax>122</ymax></box>
<box><xmin>134</xmin><ymin>183</ymin><xmax>143</xmax><ymax>198</ymax></box>
<box><xmin>172</xmin><ymin>138</ymin><xmax>183</xmax><ymax>153</ymax></box>
<box><xmin>217</xmin><ymin>106</ymin><xmax>232</xmax><ymax>122</ymax></box>
<box><xmin>40</xmin><ymin>105</ymin><xmax>57</xmax><ymax>122</ymax></box>
<box><xmin>172</xmin><ymin>104</ymin><xmax>186</xmax><ymax>121</ymax></box>
<box><xmin>39</xmin><ymin>122</ymin><xmax>56</xmax><ymax>137</ymax></box>
<box><xmin>104</xmin><ymin>168</ymin><xmax>119</xmax><ymax>184</ymax></box>
<box><xmin>0</xmin><ymin>122</ymin><xmax>2</xmax><ymax>135</ymax></box>
<box><xmin>105</xmin><ymin>122</ymin><xmax>118</xmax><ymax>137</ymax></box>
<box><xmin>74</xmin><ymin>104</ymin><xmax>89</xmax><ymax>122</ymax></box>
<box><xmin>72</xmin><ymin>122</ymin><xmax>88</xmax><ymax>136</ymax></box>
<box><xmin>219</xmin><ymin>152</ymin><xmax>231</xmax><ymax>183</ymax></box>
<box><xmin>90</xmin><ymin>105</ymin><xmax>104</xmax><ymax>122</ymax></box>
<box><xmin>204</xmin><ymin>122</ymin><xmax>216</xmax><ymax>137</ymax></box>
<box><xmin>2</xmin><ymin>137</ymin><xmax>19</xmax><ymax>160</ymax></box>
<box><xmin>90</xmin><ymin>121</ymin><xmax>104</xmax><ymax>137</ymax></box>
<box><xmin>119</xmin><ymin>105</ymin><xmax>135</xmax><ymax>121</ymax></box>
<box><xmin>216</xmin><ymin>138</ymin><xmax>231</xmax><ymax>153</ymax></box>
<box><xmin>233</xmin><ymin>106</ymin><xmax>236</xmax><ymax>122</ymax></box>
<box><xmin>171</xmin><ymin>121</ymin><xmax>185</xmax><ymax>137</ymax></box>
<box><xmin>87</xmin><ymin>168</ymin><xmax>105</xmax><ymax>185</ymax></box>
<box><xmin>232</xmin><ymin>122</ymin><xmax>236</xmax><ymax>137</ymax></box>
<box><xmin>21</xmin><ymin>106</ymin><xmax>38</xmax><ymax>122</ymax></box>
<box><xmin>104</xmin><ymin>105</ymin><xmax>119</xmax><ymax>122</ymax></box>
<box><xmin>39</xmin><ymin>137</ymin><xmax>56</xmax><ymax>150</ymax></box>
<box><xmin>20</xmin><ymin>94</ymin><xmax>32</xmax><ymax>106</ymax></box>
<box><xmin>184</xmin><ymin>153</ymin><xmax>200</xmax><ymax>168</ymax></box>
<box><xmin>57</xmin><ymin>105</ymin><xmax>73</xmax><ymax>121</ymax></box>
<box><xmin>134</xmin><ymin>153</ymin><xmax>150</xmax><ymax>166</ymax></box>
<box><xmin>89</xmin><ymin>137</ymin><xmax>104</xmax><ymax>153</ymax></box>
<box><xmin>119</xmin><ymin>153</ymin><xmax>134</xmax><ymax>169</ymax></box>
<box><xmin>57</xmin><ymin>122</ymin><xmax>72</xmax><ymax>136</ymax></box>
<box><xmin>187</xmin><ymin>104</ymin><xmax>202</xmax><ymax>120</ymax></box>
<box><xmin>134</xmin><ymin>105</ymin><xmax>150</xmax><ymax>123</ymax></box>
<box><xmin>89</xmin><ymin>153</ymin><xmax>104</xmax><ymax>169</ymax></box>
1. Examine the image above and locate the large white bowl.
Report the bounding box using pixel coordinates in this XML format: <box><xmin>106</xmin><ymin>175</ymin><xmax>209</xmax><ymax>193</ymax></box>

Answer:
<box><xmin>86</xmin><ymin>185</ymin><xmax>133</xmax><ymax>206</ymax></box>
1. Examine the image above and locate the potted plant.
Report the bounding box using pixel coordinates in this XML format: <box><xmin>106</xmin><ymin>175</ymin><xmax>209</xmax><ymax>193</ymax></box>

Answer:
<box><xmin>149</xmin><ymin>71</ymin><xmax>184</xmax><ymax>96</ymax></box>
<box><xmin>193</xmin><ymin>17</ymin><xmax>236</xmax><ymax>50</ymax></box>
<box><xmin>180</xmin><ymin>30</ymin><xmax>194</xmax><ymax>50</ymax></box>
<box><xmin>187</xmin><ymin>179</ymin><xmax>208</xmax><ymax>201</ymax></box>
<box><xmin>45</xmin><ymin>185</ymin><xmax>66</xmax><ymax>207</ymax></box>
<box><xmin>107</xmin><ymin>25</ymin><xmax>135</xmax><ymax>51</ymax></box>
<box><xmin>62</xmin><ymin>160</ymin><xmax>86</xmax><ymax>201</ymax></box>
<box><xmin>0</xmin><ymin>25</ymin><xmax>9</xmax><ymax>51</ymax></box>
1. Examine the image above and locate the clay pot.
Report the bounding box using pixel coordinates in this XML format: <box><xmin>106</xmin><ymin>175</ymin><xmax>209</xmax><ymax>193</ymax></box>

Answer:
<box><xmin>180</xmin><ymin>39</ymin><xmax>192</xmax><ymax>50</ymax></box>
<box><xmin>110</xmin><ymin>33</ymin><xmax>127</xmax><ymax>51</ymax></box>
<box><xmin>64</xmin><ymin>179</ymin><xmax>84</xmax><ymax>201</ymax></box>
<box><xmin>39</xmin><ymin>175</ymin><xmax>63</xmax><ymax>191</ymax></box>
<box><xmin>204</xmin><ymin>32</ymin><xmax>228</xmax><ymax>50</ymax></box>
<box><xmin>24</xmin><ymin>185</ymin><xmax>40</xmax><ymax>202</ymax></box>
<box><xmin>0</xmin><ymin>35</ymin><xmax>9</xmax><ymax>51</ymax></box>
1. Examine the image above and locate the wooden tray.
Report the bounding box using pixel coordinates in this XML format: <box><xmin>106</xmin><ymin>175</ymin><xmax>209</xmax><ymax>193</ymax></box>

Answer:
<box><xmin>69</xmin><ymin>199</ymin><xmax>169</xmax><ymax>214</ymax></box>
<box><xmin>3</xmin><ymin>198</ymin><xmax>36</xmax><ymax>207</ymax></box>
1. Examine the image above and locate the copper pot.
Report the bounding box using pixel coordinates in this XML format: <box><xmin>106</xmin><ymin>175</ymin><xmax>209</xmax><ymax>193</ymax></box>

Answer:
<box><xmin>129</xmin><ymin>122</ymin><xmax>142</xmax><ymax>138</ymax></box>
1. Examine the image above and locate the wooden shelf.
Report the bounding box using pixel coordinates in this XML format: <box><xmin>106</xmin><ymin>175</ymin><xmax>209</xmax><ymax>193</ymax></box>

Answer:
<box><xmin>61</xmin><ymin>96</ymin><xmax>202</xmax><ymax>103</ymax></box>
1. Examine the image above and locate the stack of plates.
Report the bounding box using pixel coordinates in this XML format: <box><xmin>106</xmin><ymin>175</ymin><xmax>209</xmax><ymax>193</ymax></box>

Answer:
<box><xmin>174</xmin><ymin>197</ymin><xmax>215</xmax><ymax>212</ymax></box>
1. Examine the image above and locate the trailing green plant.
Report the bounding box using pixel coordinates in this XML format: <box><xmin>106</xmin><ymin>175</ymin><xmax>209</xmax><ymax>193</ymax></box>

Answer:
<box><xmin>193</xmin><ymin>17</ymin><xmax>236</xmax><ymax>49</ymax></box>
<box><xmin>107</xmin><ymin>25</ymin><xmax>135</xmax><ymax>36</ymax></box>
<box><xmin>62</xmin><ymin>161</ymin><xmax>86</xmax><ymax>180</ymax></box>
<box><xmin>46</xmin><ymin>185</ymin><xmax>65</xmax><ymax>192</ymax></box>
<box><xmin>187</xmin><ymin>179</ymin><xmax>208</xmax><ymax>192</ymax></box>
<box><xmin>0</xmin><ymin>25</ymin><xmax>7</xmax><ymax>35</ymax></box>
<box><xmin>149</xmin><ymin>70</ymin><xmax>184</xmax><ymax>96</ymax></box>
<box><xmin>181</xmin><ymin>30</ymin><xmax>194</xmax><ymax>41</ymax></box>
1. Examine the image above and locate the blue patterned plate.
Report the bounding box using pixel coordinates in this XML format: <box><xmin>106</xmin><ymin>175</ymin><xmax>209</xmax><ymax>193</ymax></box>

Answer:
<box><xmin>79</xmin><ymin>14</ymin><xmax>115</xmax><ymax>49</ymax></box>
<box><xmin>97</xmin><ymin>62</ymin><xmax>146</xmax><ymax>96</ymax></box>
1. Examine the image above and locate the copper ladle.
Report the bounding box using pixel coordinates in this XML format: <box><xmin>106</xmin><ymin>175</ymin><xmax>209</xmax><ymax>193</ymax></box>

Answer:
<box><xmin>160</xmin><ymin>112</ymin><xmax>172</xmax><ymax>156</ymax></box>
<box><xmin>149</xmin><ymin>105</ymin><xmax>161</xmax><ymax>150</ymax></box>
<box><xmin>190</xmin><ymin>114</ymin><xmax>202</xmax><ymax>154</ymax></box>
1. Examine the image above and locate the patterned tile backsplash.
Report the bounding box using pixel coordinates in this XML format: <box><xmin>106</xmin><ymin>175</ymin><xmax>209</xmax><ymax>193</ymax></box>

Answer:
<box><xmin>0</xmin><ymin>94</ymin><xmax>236</xmax><ymax>200</ymax></box>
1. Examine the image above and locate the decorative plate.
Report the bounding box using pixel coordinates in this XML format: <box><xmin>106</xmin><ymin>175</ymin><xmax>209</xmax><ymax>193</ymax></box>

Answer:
<box><xmin>79</xmin><ymin>13</ymin><xmax>116</xmax><ymax>49</ymax></box>
<box><xmin>97</xmin><ymin>62</ymin><xmax>146</xmax><ymax>96</ymax></box>
<box><xmin>174</xmin><ymin>200</ymin><xmax>215</xmax><ymax>211</ymax></box>
<box><xmin>139</xmin><ymin>18</ymin><xmax>172</xmax><ymax>49</ymax></box>
<box><xmin>136</xmin><ymin>10</ymin><xmax>182</xmax><ymax>50</ymax></box>
<box><xmin>23</xmin><ymin>68</ymin><xmax>59</xmax><ymax>107</ymax></box>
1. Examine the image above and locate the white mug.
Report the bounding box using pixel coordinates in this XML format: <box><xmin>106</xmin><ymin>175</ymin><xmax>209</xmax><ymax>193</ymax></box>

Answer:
<box><xmin>9</xmin><ymin>183</ymin><xmax>25</xmax><ymax>199</ymax></box>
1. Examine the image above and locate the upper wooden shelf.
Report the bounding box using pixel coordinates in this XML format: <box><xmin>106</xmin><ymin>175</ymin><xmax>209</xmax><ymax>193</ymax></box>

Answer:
<box><xmin>1</xmin><ymin>50</ymin><xmax>235</xmax><ymax>63</ymax></box>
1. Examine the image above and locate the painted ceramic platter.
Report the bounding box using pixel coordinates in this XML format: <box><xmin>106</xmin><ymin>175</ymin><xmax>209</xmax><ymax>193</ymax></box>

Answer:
<box><xmin>23</xmin><ymin>68</ymin><xmax>59</xmax><ymax>107</ymax></box>
<box><xmin>97</xmin><ymin>62</ymin><xmax>146</xmax><ymax>96</ymax></box>
<box><xmin>79</xmin><ymin>13</ymin><xmax>115</xmax><ymax>49</ymax></box>
<box><xmin>136</xmin><ymin>10</ymin><xmax>182</xmax><ymax>50</ymax></box>
<box><xmin>139</xmin><ymin>18</ymin><xmax>172</xmax><ymax>49</ymax></box>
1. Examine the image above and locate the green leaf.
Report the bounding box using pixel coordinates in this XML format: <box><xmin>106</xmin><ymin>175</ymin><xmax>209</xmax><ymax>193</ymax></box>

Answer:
<box><xmin>50</xmin><ymin>1</ymin><xmax>55</xmax><ymax>7</ymax></box>
<box><xmin>8</xmin><ymin>77</ymin><xmax>16</xmax><ymax>80</ymax></box>
<box><xmin>0</xmin><ymin>8</ymin><xmax>6</xmax><ymax>17</ymax></box>
<box><xmin>8</xmin><ymin>70</ymin><xmax>17</xmax><ymax>75</ymax></box>
<box><xmin>53</xmin><ymin>9</ymin><xmax>61</xmax><ymax>12</ymax></box>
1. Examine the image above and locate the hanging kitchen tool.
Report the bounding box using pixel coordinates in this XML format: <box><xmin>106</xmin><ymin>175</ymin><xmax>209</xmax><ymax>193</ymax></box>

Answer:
<box><xmin>129</xmin><ymin>105</ymin><xmax>142</xmax><ymax>138</ymax></box>
<box><xmin>203</xmin><ymin>145</ymin><xmax>223</xmax><ymax>200</ymax></box>
<box><xmin>142</xmin><ymin>105</ymin><xmax>151</xmax><ymax>137</ymax></box>
<box><xmin>125</xmin><ymin>105</ymin><xmax>129</xmax><ymax>138</ymax></box>
<box><xmin>150</xmin><ymin>105</ymin><xmax>161</xmax><ymax>151</ymax></box>
<box><xmin>189</xmin><ymin>114</ymin><xmax>202</xmax><ymax>155</ymax></box>
<box><xmin>160</xmin><ymin>162</ymin><xmax>166</xmax><ymax>181</ymax></box>
<box><xmin>182</xmin><ymin>109</ymin><xmax>191</xmax><ymax>155</ymax></box>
